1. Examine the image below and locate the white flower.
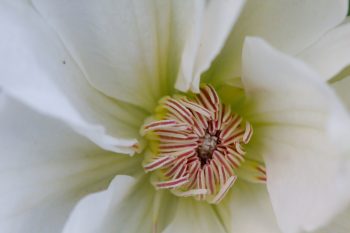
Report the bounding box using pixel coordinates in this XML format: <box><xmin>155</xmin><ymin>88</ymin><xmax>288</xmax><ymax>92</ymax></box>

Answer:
<box><xmin>0</xmin><ymin>1</ymin><xmax>350</xmax><ymax>233</ymax></box>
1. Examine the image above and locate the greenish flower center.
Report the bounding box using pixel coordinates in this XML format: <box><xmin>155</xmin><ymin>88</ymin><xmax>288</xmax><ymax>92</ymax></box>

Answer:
<box><xmin>140</xmin><ymin>84</ymin><xmax>261</xmax><ymax>203</ymax></box>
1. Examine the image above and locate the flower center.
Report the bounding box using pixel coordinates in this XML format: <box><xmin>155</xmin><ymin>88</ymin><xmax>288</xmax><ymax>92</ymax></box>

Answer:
<box><xmin>198</xmin><ymin>133</ymin><xmax>217</xmax><ymax>165</ymax></box>
<box><xmin>141</xmin><ymin>85</ymin><xmax>254</xmax><ymax>203</ymax></box>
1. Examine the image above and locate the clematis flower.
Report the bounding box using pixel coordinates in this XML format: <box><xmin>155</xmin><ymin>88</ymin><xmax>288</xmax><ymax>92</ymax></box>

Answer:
<box><xmin>1</xmin><ymin>1</ymin><xmax>350</xmax><ymax>233</ymax></box>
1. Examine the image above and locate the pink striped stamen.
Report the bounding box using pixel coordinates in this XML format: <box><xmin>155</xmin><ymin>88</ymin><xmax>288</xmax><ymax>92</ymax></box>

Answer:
<box><xmin>141</xmin><ymin>84</ymin><xmax>258</xmax><ymax>203</ymax></box>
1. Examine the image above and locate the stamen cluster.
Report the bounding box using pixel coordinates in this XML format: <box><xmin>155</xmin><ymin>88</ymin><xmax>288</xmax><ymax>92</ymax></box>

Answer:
<box><xmin>141</xmin><ymin>85</ymin><xmax>253</xmax><ymax>203</ymax></box>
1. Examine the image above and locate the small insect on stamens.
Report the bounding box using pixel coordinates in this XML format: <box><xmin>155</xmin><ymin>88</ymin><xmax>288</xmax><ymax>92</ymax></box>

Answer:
<box><xmin>142</xmin><ymin>84</ymin><xmax>255</xmax><ymax>203</ymax></box>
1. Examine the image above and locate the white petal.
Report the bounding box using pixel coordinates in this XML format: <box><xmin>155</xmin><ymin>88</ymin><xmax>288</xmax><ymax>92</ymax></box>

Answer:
<box><xmin>63</xmin><ymin>176</ymin><xmax>139</xmax><ymax>233</ymax></box>
<box><xmin>316</xmin><ymin>204</ymin><xmax>350</xmax><ymax>233</ymax></box>
<box><xmin>0</xmin><ymin>95</ymin><xmax>140</xmax><ymax>233</ymax></box>
<box><xmin>63</xmin><ymin>175</ymin><xmax>176</xmax><ymax>233</ymax></box>
<box><xmin>217</xmin><ymin>182</ymin><xmax>280</xmax><ymax>233</ymax></box>
<box><xmin>175</xmin><ymin>0</ymin><xmax>245</xmax><ymax>92</ymax></box>
<box><xmin>0</xmin><ymin>1</ymin><xmax>142</xmax><ymax>154</ymax></box>
<box><xmin>207</xmin><ymin>0</ymin><xmax>348</xmax><ymax>85</ymax></box>
<box><xmin>31</xmin><ymin>0</ymin><xmax>200</xmax><ymax>110</ymax></box>
<box><xmin>162</xmin><ymin>199</ymin><xmax>227</xmax><ymax>233</ymax></box>
<box><xmin>242</xmin><ymin>38</ymin><xmax>350</xmax><ymax>233</ymax></box>
<box><xmin>298</xmin><ymin>20</ymin><xmax>350</xmax><ymax>81</ymax></box>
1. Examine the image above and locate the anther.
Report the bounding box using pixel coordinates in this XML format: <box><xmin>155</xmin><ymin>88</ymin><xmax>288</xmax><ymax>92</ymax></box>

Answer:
<box><xmin>198</xmin><ymin>133</ymin><xmax>218</xmax><ymax>166</ymax></box>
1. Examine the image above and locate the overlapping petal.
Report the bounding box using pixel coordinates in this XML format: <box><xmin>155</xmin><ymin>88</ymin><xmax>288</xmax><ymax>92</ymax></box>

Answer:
<box><xmin>206</xmin><ymin>0</ymin><xmax>348</xmax><ymax>85</ymax></box>
<box><xmin>63</xmin><ymin>175</ymin><xmax>177</xmax><ymax>233</ymax></box>
<box><xmin>242</xmin><ymin>37</ymin><xmax>350</xmax><ymax>233</ymax></box>
<box><xmin>218</xmin><ymin>182</ymin><xmax>281</xmax><ymax>233</ymax></box>
<box><xmin>0</xmin><ymin>95</ymin><xmax>141</xmax><ymax>233</ymax></box>
<box><xmin>162</xmin><ymin>198</ymin><xmax>227</xmax><ymax>233</ymax></box>
<box><xmin>299</xmin><ymin>19</ymin><xmax>350</xmax><ymax>81</ymax></box>
<box><xmin>175</xmin><ymin>0</ymin><xmax>245</xmax><ymax>92</ymax></box>
<box><xmin>32</xmin><ymin>0</ymin><xmax>201</xmax><ymax>110</ymax></box>
<box><xmin>0</xmin><ymin>1</ymin><xmax>144</xmax><ymax>154</ymax></box>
